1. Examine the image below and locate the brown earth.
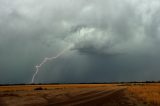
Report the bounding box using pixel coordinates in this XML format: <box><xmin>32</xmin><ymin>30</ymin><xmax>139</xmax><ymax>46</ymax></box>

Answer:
<box><xmin>0</xmin><ymin>84</ymin><xmax>145</xmax><ymax>106</ymax></box>
<box><xmin>48</xmin><ymin>88</ymin><xmax>137</xmax><ymax>106</ymax></box>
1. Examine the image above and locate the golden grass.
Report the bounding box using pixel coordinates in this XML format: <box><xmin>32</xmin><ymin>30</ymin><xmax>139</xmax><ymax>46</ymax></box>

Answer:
<box><xmin>0</xmin><ymin>84</ymin><xmax>117</xmax><ymax>92</ymax></box>
<box><xmin>127</xmin><ymin>83</ymin><xmax>160</xmax><ymax>105</ymax></box>
<box><xmin>0</xmin><ymin>84</ymin><xmax>121</xmax><ymax>106</ymax></box>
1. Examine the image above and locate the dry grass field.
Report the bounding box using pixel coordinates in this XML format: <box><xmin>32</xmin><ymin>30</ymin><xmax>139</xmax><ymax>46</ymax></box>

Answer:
<box><xmin>0</xmin><ymin>83</ymin><xmax>160</xmax><ymax>106</ymax></box>
<box><xmin>0</xmin><ymin>84</ymin><xmax>117</xmax><ymax>92</ymax></box>
<box><xmin>127</xmin><ymin>83</ymin><xmax>160</xmax><ymax>106</ymax></box>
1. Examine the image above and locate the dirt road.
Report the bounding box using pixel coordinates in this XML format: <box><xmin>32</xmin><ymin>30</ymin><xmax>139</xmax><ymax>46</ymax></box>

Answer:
<box><xmin>47</xmin><ymin>88</ymin><xmax>137</xmax><ymax>106</ymax></box>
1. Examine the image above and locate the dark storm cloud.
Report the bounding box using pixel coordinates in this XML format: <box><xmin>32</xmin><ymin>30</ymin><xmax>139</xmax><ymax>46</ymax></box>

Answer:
<box><xmin>0</xmin><ymin>0</ymin><xmax>160</xmax><ymax>83</ymax></box>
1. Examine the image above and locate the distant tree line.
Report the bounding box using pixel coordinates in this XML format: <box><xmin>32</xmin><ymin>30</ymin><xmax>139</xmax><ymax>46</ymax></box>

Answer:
<box><xmin>1</xmin><ymin>81</ymin><xmax>160</xmax><ymax>86</ymax></box>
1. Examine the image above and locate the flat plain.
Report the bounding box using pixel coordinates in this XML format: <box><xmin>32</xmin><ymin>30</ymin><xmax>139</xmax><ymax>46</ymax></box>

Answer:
<box><xmin>0</xmin><ymin>83</ymin><xmax>160</xmax><ymax>106</ymax></box>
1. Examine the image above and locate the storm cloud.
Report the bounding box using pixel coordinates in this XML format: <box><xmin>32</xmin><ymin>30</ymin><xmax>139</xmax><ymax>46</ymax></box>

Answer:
<box><xmin>0</xmin><ymin>0</ymin><xmax>160</xmax><ymax>84</ymax></box>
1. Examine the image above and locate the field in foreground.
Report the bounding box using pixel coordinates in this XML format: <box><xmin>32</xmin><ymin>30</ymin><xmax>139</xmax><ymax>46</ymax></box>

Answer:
<box><xmin>0</xmin><ymin>83</ymin><xmax>160</xmax><ymax>106</ymax></box>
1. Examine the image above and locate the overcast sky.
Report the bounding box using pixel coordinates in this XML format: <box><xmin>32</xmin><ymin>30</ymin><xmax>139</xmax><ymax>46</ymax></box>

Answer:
<box><xmin>0</xmin><ymin>0</ymin><xmax>160</xmax><ymax>84</ymax></box>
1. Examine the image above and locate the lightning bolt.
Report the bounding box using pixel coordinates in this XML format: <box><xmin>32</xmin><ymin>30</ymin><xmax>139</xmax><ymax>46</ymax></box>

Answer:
<box><xmin>31</xmin><ymin>45</ymin><xmax>73</xmax><ymax>83</ymax></box>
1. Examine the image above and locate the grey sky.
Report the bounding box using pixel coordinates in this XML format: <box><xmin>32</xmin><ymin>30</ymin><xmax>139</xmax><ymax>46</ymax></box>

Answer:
<box><xmin>0</xmin><ymin>0</ymin><xmax>160</xmax><ymax>84</ymax></box>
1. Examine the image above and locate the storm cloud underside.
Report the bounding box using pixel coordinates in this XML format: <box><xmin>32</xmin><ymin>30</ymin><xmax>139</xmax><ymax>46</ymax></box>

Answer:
<box><xmin>0</xmin><ymin>0</ymin><xmax>160</xmax><ymax>83</ymax></box>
